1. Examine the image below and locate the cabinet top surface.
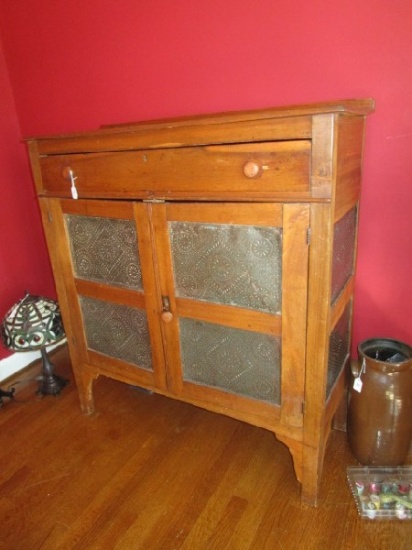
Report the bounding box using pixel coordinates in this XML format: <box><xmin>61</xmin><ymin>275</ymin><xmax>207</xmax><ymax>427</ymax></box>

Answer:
<box><xmin>28</xmin><ymin>99</ymin><xmax>374</xmax><ymax>140</ymax></box>
<box><xmin>27</xmin><ymin>98</ymin><xmax>374</xmax><ymax>156</ymax></box>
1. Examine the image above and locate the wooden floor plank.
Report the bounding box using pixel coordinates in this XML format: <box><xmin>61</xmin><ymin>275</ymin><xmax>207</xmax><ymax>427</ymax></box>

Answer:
<box><xmin>0</xmin><ymin>346</ymin><xmax>411</xmax><ymax>550</ymax></box>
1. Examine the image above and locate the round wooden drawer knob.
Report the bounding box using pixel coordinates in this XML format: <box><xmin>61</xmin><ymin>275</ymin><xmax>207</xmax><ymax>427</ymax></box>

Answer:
<box><xmin>243</xmin><ymin>161</ymin><xmax>261</xmax><ymax>178</ymax></box>
<box><xmin>161</xmin><ymin>311</ymin><xmax>174</xmax><ymax>323</ymax></box>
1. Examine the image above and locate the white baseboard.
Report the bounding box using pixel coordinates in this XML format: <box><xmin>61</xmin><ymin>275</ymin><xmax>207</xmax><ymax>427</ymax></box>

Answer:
<box><xmin>0</xmin><ymin>340</ymin><xmax>66</xmax><ymax>382</ymax></box>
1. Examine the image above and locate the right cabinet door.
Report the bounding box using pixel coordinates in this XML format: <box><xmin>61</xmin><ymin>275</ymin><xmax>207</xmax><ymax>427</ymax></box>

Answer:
<box><xmin>152</xmin><ymin>202</ymin><xmax>310</xmax><ymax>433</ymax></box>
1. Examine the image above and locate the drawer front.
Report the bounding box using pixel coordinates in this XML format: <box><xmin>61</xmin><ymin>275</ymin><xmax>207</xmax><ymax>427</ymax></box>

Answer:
<box><xmin>39</xmin><ymin>141</ymin><xmax>311</xmax><ymax>200</ymax></box>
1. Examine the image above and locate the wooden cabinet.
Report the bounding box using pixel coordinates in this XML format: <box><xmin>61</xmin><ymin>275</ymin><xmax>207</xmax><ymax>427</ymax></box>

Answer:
<box><xmin>27</xmin><ymin>99</ymin><xmax>374</xmax><ymax>506</ymax></box>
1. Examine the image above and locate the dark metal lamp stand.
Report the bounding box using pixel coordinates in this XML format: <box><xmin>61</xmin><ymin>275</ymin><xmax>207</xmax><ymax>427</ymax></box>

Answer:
<box><xmin>36</xmin><ymin>347</ymin><xmax>68</xmax><ymax>397</ymax></box>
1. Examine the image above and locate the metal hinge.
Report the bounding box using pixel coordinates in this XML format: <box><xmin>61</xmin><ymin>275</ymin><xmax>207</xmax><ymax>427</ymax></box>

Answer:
<box><xmin>306</xmin><ymin>228</ymin><xmax>311</xmax><ymax>245</ymax></box>
<box><xmin>47</xmin><ymin>210</ymin><xmax>53</xmax><ymax>223</ymax></box>
<box><xmin>143</xmin><ymin>198</ymin><xmax>165</xmax><ymax>203</ymax></box>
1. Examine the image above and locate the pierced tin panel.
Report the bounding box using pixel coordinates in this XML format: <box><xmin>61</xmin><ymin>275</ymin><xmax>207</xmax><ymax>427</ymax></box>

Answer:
<box><xmin>331</xmin><ymin>208</ymin><xmax>357</xmax><ymax>304</ymax></box>
<box><xmin>180</xmin><ymin>318</ymin><xmax>281</xmax><ymax>404</ymax></box>
<box><xmin>65</xmin><ymin>215</ymin><xmax>142</xmax><ymax>290</ymax></box>
<box><xmin>170</xmin><ymin>222</ymin><xmax>282</xmax><ymax>314</ymax></box>
<box><xmin>326</xmin><ymin>303</ymin><xmax>351</xmax><ymax>398</ymax></box>
<box><xmin>79</xmin><ymin>296</ymin><xmax>152</xmax><ymax>369</ymax></box>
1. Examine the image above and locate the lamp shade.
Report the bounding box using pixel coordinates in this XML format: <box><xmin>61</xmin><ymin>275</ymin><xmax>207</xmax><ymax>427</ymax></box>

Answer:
<box><xmin>1</xmin><ymin>293</ymin><xmax>65</xmax><ymax>352</ymax></box>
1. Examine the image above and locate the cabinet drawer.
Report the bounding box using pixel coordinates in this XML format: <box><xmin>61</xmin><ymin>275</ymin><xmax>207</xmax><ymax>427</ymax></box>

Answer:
<box><xmin>39</xmin><ymin>141</ymin><xmax>311</xmax><ymax>200</ymax></box>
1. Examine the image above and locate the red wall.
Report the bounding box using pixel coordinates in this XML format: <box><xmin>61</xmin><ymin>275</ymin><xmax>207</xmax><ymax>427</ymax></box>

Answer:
<box><xmin>0</xmin><ymin>39</ymin><xmax>55</xmax><ymax>359</ymax></box>
<box><xmin>0</xmin><ymin>0</ymin><xmax>411</xmax><ymax>354</ymax></box>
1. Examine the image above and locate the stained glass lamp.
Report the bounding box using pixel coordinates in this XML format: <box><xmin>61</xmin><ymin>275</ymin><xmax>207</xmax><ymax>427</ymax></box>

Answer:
<box><xmin>1</xmin><ymin>292</ymin><xmax>67</xmax><ymax>396</ymax></box>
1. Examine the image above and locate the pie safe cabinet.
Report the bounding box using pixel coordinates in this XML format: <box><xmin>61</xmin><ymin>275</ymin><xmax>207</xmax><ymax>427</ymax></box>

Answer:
<box><xmin>27</xmin><ymin>99</ymin><xmax>374</xmax><ymax>506</ymax></box>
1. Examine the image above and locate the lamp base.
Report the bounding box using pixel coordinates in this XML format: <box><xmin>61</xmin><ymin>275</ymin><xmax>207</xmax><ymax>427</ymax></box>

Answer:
<box><xmin>0</xmin><ymin>387</ymin><xmax>15</xmax><ymax>407</ymax></box>
<box><xmin>37</xmin><ymin>348</ymin><xmax>68</xmax><ymax>397</ymax></box>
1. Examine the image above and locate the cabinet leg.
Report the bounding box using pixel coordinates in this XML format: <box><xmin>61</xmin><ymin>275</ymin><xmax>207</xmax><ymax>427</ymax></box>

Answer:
<box><xmin>74</xmin><ymin>370</ymin><xmax>97</xmax><ymax>415</ymax></box>
<box><xmin>332</xmin><ymin>389</ymin><xmax>348</xmax><ymax>432</ymax></box>
<box><xmin>275</xmin><ymin>433</ymin><xmax>328</xmax><ymax>507</ymax></box>
<box><xmin>300</xmin><ymin>440</ymin><xmax>328</xmax><ymax>507</ymax></box>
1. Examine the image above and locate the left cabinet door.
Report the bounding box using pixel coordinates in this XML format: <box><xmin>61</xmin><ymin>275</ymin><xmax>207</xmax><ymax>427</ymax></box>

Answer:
<box><xmin>39</xmin><ymin>198</ymin><xmax>167</xmax><ymax>398</ymax></box>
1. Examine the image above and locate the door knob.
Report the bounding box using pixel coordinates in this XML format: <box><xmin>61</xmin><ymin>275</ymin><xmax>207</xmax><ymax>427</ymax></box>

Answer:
<box><xmin>161</xmin><ymin>311</ymin><xmax>173</xmax><ymax>323</ymax></box>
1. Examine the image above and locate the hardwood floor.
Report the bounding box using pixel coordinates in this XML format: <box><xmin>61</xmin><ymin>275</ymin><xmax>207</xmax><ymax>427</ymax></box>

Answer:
<box><xmin>1</xmin><ymin>346</ymin><xmax>410</xmax><ymax>550</ymax></box>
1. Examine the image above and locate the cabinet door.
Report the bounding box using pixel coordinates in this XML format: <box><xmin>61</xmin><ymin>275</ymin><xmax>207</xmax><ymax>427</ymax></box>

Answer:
<box><xmin>47</xmin><ymin>198</ymin><xmax>167</xmax><ymax>391</ymax></box>
<box><xmin>152</xmin><ymin>202</ymin><xmax>310</xmax><ymax>429</ymax></box>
